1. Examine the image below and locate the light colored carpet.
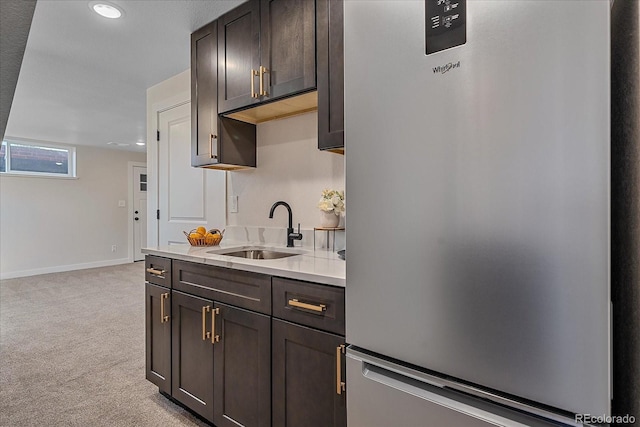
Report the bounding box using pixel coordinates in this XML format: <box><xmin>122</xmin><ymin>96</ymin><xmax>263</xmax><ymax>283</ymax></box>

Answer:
<box><xmin>0</xmin><ymin>262</ymin><xmax>209</xmax><ymax>427</ymax></box>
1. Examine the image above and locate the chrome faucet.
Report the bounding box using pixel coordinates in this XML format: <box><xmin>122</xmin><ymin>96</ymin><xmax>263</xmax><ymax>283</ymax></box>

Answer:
<box><xmin>269</xmin><ymin>201</ymin><xmax>303</xmax><ymax>247</ymax></box>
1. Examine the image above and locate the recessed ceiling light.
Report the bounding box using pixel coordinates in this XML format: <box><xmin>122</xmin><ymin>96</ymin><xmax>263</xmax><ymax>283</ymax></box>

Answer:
<box><xmin>136</xmin><ymin>142</ymin><xmax>146</xmax><ymax>146</ymax></box>
<box><xmin>90</xmin><ymin>2</ymin><xmax>123</xmax><ymax>19</ymax></box>
<box><xmin>107</xmin><ymin>141</ymin><xmax>130</xmax><ymax>146</ymax></box>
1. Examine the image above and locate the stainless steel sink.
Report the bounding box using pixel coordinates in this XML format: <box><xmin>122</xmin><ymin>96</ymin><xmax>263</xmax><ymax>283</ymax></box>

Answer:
<box><xmin>208</xmin><ymin>248</ymin><xmax>302</xmax><ymax>260</ymax></box>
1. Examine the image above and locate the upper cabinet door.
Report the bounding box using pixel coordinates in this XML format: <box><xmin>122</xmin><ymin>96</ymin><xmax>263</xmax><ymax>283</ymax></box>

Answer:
<box><xmin>191</xmin><ymin>21</ymin><xmax>218</xmax><ymax>167</ymax></box>
<box><xmin>317</xmin><ymin>0</ymin><xmax>344</xmax><ymax>152</ymax></box>
<box><xmin>218</xmin><ymin>0</ymin><xmax>261</xmax><ymax>113</ymax></box>
<box><xmin>260</xmin><ymin>0</ymin><xmax>316</xmax><ymax>101</ymax></box>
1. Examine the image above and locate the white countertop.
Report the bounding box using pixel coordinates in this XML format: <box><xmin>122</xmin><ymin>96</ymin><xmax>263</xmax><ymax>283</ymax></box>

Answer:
<box><xmin>142</xmin><ymin>240</ymin><xmax>345</xmax><ymax>287</ymax></box>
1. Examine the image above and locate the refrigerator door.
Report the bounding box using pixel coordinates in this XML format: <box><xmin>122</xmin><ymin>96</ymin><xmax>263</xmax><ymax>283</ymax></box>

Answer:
<box><xmin>345</xmin><ymin>0</ymin><xmax>610</xmax><ymax>416</ymax></box>
<box><xmin>346</xmin><ymin>350</ymin><xmax>569</xmax><ymax>427</ymax></box>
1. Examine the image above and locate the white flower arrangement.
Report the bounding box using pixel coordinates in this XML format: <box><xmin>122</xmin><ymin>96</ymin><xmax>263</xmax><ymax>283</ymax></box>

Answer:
<box><xmin>317</xmin><ymin>189</ymin><xmax>345</xmax><ymax>216</ymax></box>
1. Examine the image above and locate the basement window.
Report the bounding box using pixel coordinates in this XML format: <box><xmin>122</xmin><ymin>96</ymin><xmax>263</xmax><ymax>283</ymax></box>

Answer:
<box><xmin>0</xmin><ymin>140</ymin><xmax>76</xmax><ymax>178</ymax></box>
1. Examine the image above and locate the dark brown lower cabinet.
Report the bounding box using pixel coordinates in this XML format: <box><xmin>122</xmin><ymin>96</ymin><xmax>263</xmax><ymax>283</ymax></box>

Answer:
<box><xmin>214</xmin><ymin>302</ymin><xmax>271</xmax><ymax>427</ymax></box>
<box><xmin>170</xmin><ymin>291</ymin><xmax>271</xmax><ymax>426</ymax></box>
<box><xmin>171</xmin><ymin>290</ymin><xmax>215</xmax><ymax>422</ymax></box>
<box><xmin>145</xmin><ymin>283</ymin><xmax>171</xmax><ymax>395</ymax></box>
<box><xmin>272</xmin><ymin>319</ymin><xmax>347</xmax><ymax>427</ymax></box>
<box><xmin>146</xmin><ymin>256</ymin><xmax>346</xmax><ymax>426</ymax></box>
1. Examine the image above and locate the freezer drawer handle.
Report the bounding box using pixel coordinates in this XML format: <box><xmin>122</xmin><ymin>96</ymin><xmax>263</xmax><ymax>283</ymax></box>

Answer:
<box><xmin>146</xmin><ymin>267</ymin><xmax>165</xmax><ymax>278</ymax></box>
<box><xmin>361</xmin><ymin>361</ymin><xmax>531</xmax><ymax>427</ymax></box>
<box><xmin>288</xmin><ymin>299</ymin><xmax>326</xmax><ymax>313</ymax></box>
<box><xmin>336</xmin><ymin>344</ymin><xmax>346</xmax><ymax>395</ymax></box>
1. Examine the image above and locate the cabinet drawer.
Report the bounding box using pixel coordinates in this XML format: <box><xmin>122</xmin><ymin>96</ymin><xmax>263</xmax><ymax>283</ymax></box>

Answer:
<box><xmin>145</xmin><ymin>255</ymin><xmax>172</xmax><ymax>288</ymax></box>
<box><xmin>272</xmin><ymin>277</ymin><xmax>345</xmax><ymax>335</ymax></box>
<box><xmin>173</xmin><ymin>260</ymin><xmax>272</xmax><ymax>315</ymax></box>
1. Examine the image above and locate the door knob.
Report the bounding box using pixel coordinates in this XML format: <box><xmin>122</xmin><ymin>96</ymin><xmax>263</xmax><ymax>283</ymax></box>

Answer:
<box><xmin>135</xmin><ymin>210</ymin><xmax>139</xmax><ymax>214</ymax></box>
<box><xmin>135</xmin><ymin>217</ymin><xmax>139</xmax><ymax>221</ymax></box>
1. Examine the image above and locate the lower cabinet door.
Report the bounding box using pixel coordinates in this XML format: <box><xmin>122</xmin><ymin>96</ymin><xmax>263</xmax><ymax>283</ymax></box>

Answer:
<box><xmin>145</xmin><ymin>283</ymin><xmax>171</xmax><ymax>394</ymax></box>
<box><xmin>171</xmin><ymin>290</ymin><xmax>215</xmax><ymax>423</ymax></box>
<box><xmin>213</xmin><ymin>302</ymin><xmax>271</xmax><ymax>427</ymax></box>
<box><xmin>272</xmin><ymin>319</ymin><xmax>347</xmax><ymax>427</ymax></box>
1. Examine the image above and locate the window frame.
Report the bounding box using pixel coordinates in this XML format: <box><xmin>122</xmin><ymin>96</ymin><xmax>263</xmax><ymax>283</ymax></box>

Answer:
<box><xmin>0</xmin><ymin>139</ymin><xmax>77</xmax><ymax>178</ymax></box>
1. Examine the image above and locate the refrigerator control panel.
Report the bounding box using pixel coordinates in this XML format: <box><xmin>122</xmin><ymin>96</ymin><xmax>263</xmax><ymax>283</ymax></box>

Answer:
<box><xmin>425</xmin><ymin>0</ymin><xmax>466</xmax><ymax>55</ymax></box>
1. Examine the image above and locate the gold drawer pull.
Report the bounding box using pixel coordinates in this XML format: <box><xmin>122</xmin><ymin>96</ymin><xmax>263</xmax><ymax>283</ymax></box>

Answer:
<box><xmin>160</xmin><ymin>292</ymin><xmax>169</xmax><ymax>323</ymax></box>
<box><xmin>251</xmin><ymin>69</ymin><xmax>259</xmax><ymax>98</ymax></box>
<box><xmin>288</xmin><ymin>299</ymin><xmax>326</xmax><ymax>312</ymax></box>
<box><xmin>259</xmin><ymin>65</ymin><xmax>269</xmax><ymax>96</ymax></box>
<box><xmin>146</xmin><ymin>267</ymin><xmax>166</xmax><ymax>278</ymax></box>
<box><xmin>336</xmin><ymin>344</ymin><xmax>346</xmax><ymax>395</ymax></box>
<box><xmin>202</xmin><ymin>306</ymin><xmax>211</xmax><ymax>341</ymax></box>
<box><xmin>211</xmin><ymin>307</ymin><xmax>220</xmax><ymax>344</ymax></box>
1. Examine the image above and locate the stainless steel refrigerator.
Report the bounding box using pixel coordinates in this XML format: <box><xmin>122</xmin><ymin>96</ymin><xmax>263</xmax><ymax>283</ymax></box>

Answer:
<box><xmin>345</xmin><ymin>1</ymin><xmax>613</xmax><ymax>425</ymax></box>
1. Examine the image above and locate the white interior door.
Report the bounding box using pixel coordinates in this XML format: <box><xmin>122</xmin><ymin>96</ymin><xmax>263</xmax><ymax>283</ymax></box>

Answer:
<box><xmin>157</xmin><ymin>102</ymin><xmax>226</xmax><ymax>246</ymax></box>
<box><xmin>133</xmin><ymin>165</ymin><xmax>147</xmax><ymax>261</ymax></box>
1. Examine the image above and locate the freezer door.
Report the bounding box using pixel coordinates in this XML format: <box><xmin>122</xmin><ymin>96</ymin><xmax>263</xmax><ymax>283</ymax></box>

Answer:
<box><xmin>345</xmin><ymin>0</ymin><xmax>610</xmax><ymax>416</ymax></box>
<box><xmin>346</xmin><ymin>350</ymin><xmax>571</xmax><ymax>427</ymax></box>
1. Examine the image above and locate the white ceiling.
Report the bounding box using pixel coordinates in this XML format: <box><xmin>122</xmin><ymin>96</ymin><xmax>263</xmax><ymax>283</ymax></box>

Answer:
<box><xmin>6</xmin><ymin>0</ymin><xmax>243</xmax><ymax>152</ymax></box>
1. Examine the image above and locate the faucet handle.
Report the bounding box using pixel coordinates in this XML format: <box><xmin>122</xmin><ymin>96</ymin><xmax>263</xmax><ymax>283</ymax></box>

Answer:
<box><xmin>289</xmin><ymin>223</ymin><xmax>303</xmax><ymax>242</ymax></box>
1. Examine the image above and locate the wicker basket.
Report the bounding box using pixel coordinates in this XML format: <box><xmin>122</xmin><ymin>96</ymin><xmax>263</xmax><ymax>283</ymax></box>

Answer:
<box><xmin>184</xmin><ymin>228</ymin><xmax>223</xmax><ymax>246</ymax></box>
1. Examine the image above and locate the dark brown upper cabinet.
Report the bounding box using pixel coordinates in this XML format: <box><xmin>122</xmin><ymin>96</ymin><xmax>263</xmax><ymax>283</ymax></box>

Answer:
<box><xmin>217</xmin><ymin>0</ymin><xmax>261</xmax><ymax>113</ymax></box>
<box><xmin>317</xmin><ymin>0</ymin><xmax>344</xmax><ymax>153</ymax></box>
<box><xmin>260</xmin><ymin>0</ymin><xmax>316</xmax><ymax>100</ymax></box>
<box><xmin>191</xmin><ymin>20</ymin><xmax>257</xmax><ymax>170</ymax></box>
<box><xmin>218</xmin><ymin>0</ymin><xmax>317</xmax><ymax>123</ymax></box>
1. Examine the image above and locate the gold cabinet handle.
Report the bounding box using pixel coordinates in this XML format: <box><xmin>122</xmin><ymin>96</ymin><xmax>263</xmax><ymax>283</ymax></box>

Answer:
<box><xmin>160</xmin><ymin>292</ymin><xmax>169</xmax><ymax>323</ymax></box>
<box><xmin>288</xmin><ymin>299</ymin><xmax>326</xmax><ymax>313</ymax></box>
<box><xmin>211</xmin><ymin>307</ymin><xmax>220</xmax><ymax>344</ymax></box>
<box><xmin>202</xmin><ymin>306</ymin><xmax>211</xmax><ymax>341</ymax></box>
<box><xmin>146</xmin><ymin>267</ymin><xmax>165</xmax><ymax>278</ymax></box>
<box><xmin>251</xmin><ymin>69</ymin><xmax>259</xmax><ymax>98</ymax></box>
<box><xmin>336</xmin><ymin>344</ymin><xmax>346</xmax><ymax>395</ymax></box>
<box><xmin>209</xmin><ymin>134</ymin><xmax>217</xmax><ymax>159</ymax></box>
<box><xmin>259</xmin><ymin>66</ymin><xmax>268</xmax><ymax>96</ymax></box>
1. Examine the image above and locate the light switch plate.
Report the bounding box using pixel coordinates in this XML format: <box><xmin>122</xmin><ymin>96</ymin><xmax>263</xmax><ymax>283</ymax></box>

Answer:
<box><xmin>118</xmin><ymin>200</ymin><xmax>126</xmax><ymax>207</ymax></box>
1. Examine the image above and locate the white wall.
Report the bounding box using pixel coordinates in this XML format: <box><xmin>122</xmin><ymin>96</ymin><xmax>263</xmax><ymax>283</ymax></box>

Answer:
<box><xmin>145</xmin><ymin>71</ymin><xmax>344</xmax><ymax>248</ymax></box>
<box><xmin>0</xmin><ymin>145</ymin><xmax>146</xmax><ymax>278</ymax></box>
<box><xmin>227</xmin><ymin>112</ymin><xmax>345</xmax><ymax>230</ymax></box>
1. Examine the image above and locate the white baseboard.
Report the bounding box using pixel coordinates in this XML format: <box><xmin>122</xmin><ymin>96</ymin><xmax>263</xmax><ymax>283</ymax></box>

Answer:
<box><xmin>0</xmin><ymin>258</ymin><xmax>132</xmax><ymax>280</ymax></box>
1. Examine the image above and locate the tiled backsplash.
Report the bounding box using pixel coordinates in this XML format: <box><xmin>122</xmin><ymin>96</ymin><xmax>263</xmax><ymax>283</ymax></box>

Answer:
<box><xmin>224</xmin><ymin>225</ymin><xmax>345</xmax><ymax>251</ymax></box>
<box><xmin>226</xmin><ymin>111</ymin><xmax>345</xmax><ymax>248</ymax></box>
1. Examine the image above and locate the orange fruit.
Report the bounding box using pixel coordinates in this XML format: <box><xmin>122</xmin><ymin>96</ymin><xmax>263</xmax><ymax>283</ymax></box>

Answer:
<box><xmin>189</xmin><ymin>232</ymin><xmax>201</xmax><ymax>240</ymax></box>
<box><xmin>196</xmin><ymin>226</ymin><xmax>207</xmax><ymax>236</ymax></box>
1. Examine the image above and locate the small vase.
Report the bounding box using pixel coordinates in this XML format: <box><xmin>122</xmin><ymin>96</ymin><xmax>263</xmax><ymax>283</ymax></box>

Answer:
<box><xmin>319</xmin><ymin>210</ymin><xmax>340</xmax><ymax>228</ymax></box>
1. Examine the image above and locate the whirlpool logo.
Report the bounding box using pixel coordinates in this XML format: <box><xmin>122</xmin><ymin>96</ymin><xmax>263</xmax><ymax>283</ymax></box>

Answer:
<box><xmin>433</xmin><ymin>61</ymin><xmax>461</xmax><ymax>74</ymax></box>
